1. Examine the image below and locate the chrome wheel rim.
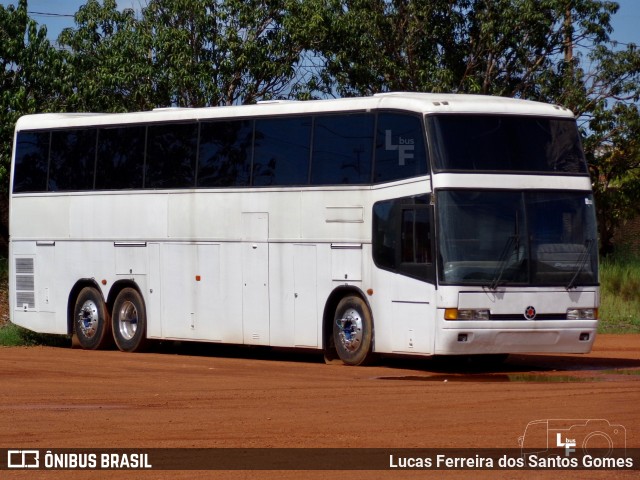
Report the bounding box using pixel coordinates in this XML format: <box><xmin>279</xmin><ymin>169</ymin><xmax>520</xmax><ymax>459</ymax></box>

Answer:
<box><xmin>78</xmin><ymin>300</ymin><xmax>99</xmax><ymax>339</ymax></box>
<box><xmin>118</xmin><ymin>300</ymin><xmax>138</xmax><ymax>341</ymax></box>
<box><xmin>336</xmin><ymin>308</ymin><xmax>363</xmax><ymax>352</ymax></box>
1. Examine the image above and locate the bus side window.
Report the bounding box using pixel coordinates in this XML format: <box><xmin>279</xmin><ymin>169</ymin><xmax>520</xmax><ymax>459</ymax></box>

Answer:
<box><xmin>95</xmin><ymin>126</ymin><xmax>145</xmax><ymax>190</ymax></box>
<box><xmin>311</xmin><ymin>114</ymin><xmax>374</xmax><ymax>185</ymax></box>
<box><xmin>198</xmin><ymin>120</ymin><xmax>252</xmax><ymax>187</ymax></box>
<box><xmin>372</xmin><ymin>200</ymin><xmax>396</xmax><ymax>271</ymax></box>
<box><xmin>374</xmin><ymin>113</ymin><xmax>428</xmax><ymax>183</ymax></box>
<box><xmin>400</xmin><ymin>207</ymin><xmax>432</xmax><ymax>265</ymax></box>
<box><xmin>48</xmin><ymin>128</ymin><xmax>97</xmax><ymax>192</ymax></box>
<box><xmin>372</xmin><ymin>195</ymin><xmax>434</xmax><ymax>283</ymax></box>
<box><xmin>253</xmin><ymin>116</ymin><xmax>311</xmax><ymax>186</ymax></box>
<box><xmin>13</xmin><ymin>131</ymin><xmax>50</xmax><ymax>193</ymax></box>
<box><xmin>146</xmin><ymin>122</ymin><xmax>198</xmax><ymax>189</ymax></box>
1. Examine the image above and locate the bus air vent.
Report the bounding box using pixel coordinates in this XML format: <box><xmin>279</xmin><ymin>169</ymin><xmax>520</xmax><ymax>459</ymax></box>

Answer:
<box><xmin>15</xmin><ymin>257</ymin><xmax>35</xmax><ymax>310</ymax></box>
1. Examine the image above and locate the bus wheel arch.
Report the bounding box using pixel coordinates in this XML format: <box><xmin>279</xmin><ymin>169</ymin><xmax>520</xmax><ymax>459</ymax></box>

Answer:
<box><xmin>108</xmin><ymin>282</ymin><xmax>149</xmax><ymax>353</ymax></box>
<box><xmin>69</xmin><ymin>280</ymin><xmax>113</xmax><ymax>350</ymax></box>
<box><xmin>323</xmin><ymin>287</ymin><xmax>375</xmax><ymax>366</ymax></box>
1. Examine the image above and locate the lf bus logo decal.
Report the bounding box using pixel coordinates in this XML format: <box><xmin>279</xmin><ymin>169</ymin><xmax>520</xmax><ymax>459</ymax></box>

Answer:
<box><xmin>524</xmin><ymin>306</ymin><xmax>536</xmax><ymax>320</ymax></box>
<box><xmin>7</xmin><ymin>450</ymin><xmax>39</xmax><ymax>468</ymax></box>
<box><xmin>557</xmin><ymin>434</ymin><xmax>577</xmax><ymax>456</ymax></box>
<box><xmin>385</xmin><ymin>130</ymin><xmax>414</xmax><ymax>166</ymax></box>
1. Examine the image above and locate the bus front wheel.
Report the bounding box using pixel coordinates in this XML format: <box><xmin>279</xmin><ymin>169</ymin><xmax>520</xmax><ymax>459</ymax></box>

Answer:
<box><xmin>333</xmin><ymin>295</ymin><xmax>374</xmax><ymax>366</ymax></box>
<box><xmin>73</xmin><ymin>287</ymin><xmax>112</xmax><ymax>350</ymax></box>
<box><xmin>112</xmin><ymin>288</ymin><xmax>148</xmax><ymax>352</ymax></box>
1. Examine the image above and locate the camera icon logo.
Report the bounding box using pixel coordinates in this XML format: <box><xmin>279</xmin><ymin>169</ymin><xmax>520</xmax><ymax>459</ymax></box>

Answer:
<box><xmin>518</xmin><ymin>419</ymin><xmax>626</xmax><ymax>458</ymax></box>
<box><xmin>7</xmin><ymin>450</ymin><xmax>40</xmax><ymax>469</ymax></box>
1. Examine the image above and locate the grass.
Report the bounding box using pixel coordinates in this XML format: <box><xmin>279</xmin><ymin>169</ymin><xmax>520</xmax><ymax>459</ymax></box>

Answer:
<box><xmin>0</xmin><ymin>253</ymin><xmax>638</xmax><ymax>346</ymax></box>
<box><xmin>598</xmin><ymin>253</ymin><xmax>640</xmax><ymax>333</ymax></box>
<box><xmin>0</xmin><ymin>322</ymin><xmax>69</xmax><ymax>347</ymax></box>
<box><xmin>0</xmin><ymin>323</ymin><xmax>70</xmax><ymax>347</ymax></box>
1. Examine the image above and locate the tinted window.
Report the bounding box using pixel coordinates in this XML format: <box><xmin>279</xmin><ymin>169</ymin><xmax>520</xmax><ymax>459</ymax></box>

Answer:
<box><xmin>253</xmin><ymin>117</ymin><xmax>311</xmax><ymax>186</ymax></box>
<box><xmin>198</xmin><ymin>120</ymin><xmax>252</xmax><ymax>187</ymax></box>
<box><xmin>372</xmin><ymin>194</ymin><xmax>434</xmax><ymax>282</ymax></box>
<box><xmin>48</xmin><ymin>129</ymin><xmax>97</xmax><ymax>191</ymax></box>
<box><xmin>437</xmin><ymin>190</ymin><xmax>598</xmax><ymax>286</ymax></box>
<box><xmin>428</xmin><ymin>115</ymin><xmax>588</xmax><ymax>174</ymax></box>
<box><xmin>95</xmin><ymin>126</ymin><xmax>145</xmax><ymax>189</ymax></box>
<box><xmin>375</xmin><ymin>113</ymin><xmax>427</xmax><ymax>182</ymax></box>
<box><xmin>13</xmin><ymin>131</ymin><xmax>50</xmax><ymax>193</ymax></box>
<box><xmin>401</xmin><ymin>208</ymin><xmax>432</xmax><ymax>264</ymax></box>
<box><xmin>311</xmin><ymin>114</ymin><xmax>374</xmax><ymax>185</ymax></box>
<box><xmin>146</xmin><ymin>122</ymin><xmax>198</xmax><ymax>188</ymax></box>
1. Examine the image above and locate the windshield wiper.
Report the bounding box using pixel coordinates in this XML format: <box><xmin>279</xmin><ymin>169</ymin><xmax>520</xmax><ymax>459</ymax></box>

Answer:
<box><xmin>566</xmin><ymin>238</ymin><xmax>594</xmax><ymax>290</ymax></box>
<box><xmin>489</xmin><ymin>234</ymin><xmax>519</xmax><ymax>290</ymax></box>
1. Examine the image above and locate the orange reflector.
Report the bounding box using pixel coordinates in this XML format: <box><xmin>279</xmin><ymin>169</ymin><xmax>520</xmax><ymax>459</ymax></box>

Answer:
<box><xmin>101</xmin><ymin>279</ymin><xmax>107</xmax><ymax>285</ymax></box>
<box><xmin>366</xmin><ymin>288</ymin><xmax>374</xmax><ymax>296</ymax></box>
<box><xmin>195</xmin><ymin>275</ymin><xmax>201</xmax><ymax>281</ymax></box>
<box><xmin>444</xmin><ymin>308</ymin><xmax>458</xmax><ymax>320</ymax></box>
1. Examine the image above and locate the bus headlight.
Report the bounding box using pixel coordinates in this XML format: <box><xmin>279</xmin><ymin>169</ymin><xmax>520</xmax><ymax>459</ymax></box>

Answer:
<box><xmin>444</xmin><ymin>308</ymin><xmax>490</xmax><ymax>320</ymax></box>
<box><xmin>566</xmin><ymin>308</ymin><xmax>598</xmax><ymax>320</ymax></box>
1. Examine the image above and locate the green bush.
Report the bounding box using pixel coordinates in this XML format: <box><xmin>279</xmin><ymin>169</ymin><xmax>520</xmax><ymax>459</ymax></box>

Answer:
<box><xmin>0</xmin><ymin>322</ymin><xmax>70</xmax><ymax>347</ymax></box>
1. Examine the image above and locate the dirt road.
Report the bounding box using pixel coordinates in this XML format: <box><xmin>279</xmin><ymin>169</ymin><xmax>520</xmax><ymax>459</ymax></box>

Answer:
<box><xmin>0</xmin><ymin>334</ymin><xmax>639</xmax><ymax>479</ymax></box>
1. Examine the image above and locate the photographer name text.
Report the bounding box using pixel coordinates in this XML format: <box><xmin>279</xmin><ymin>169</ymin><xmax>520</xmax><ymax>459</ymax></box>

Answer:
<box><xmin>389</xmin><ymin>453</ymin><xmax>634</xmax><ymax>470</ymax></box>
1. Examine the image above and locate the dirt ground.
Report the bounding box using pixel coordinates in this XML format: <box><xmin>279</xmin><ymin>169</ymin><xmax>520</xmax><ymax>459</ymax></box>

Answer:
<box><xmin>0</xmin><ymin>334</ymin><xmax>639</xmax><ymax>480</ymax></box>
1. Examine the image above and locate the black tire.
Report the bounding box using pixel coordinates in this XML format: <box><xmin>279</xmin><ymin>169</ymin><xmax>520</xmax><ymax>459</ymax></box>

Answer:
<box><xmin>73</xmin><ymin>287</ymin><xmax>112</xmax><ymax>350</ymax></box>
<box><xmin>112</xmin><ymin>288</ymin><xmax>148</xmax><ymax>352</ymax></box>
<box><xmin>333</xmin><ymin>295</ymin><xmax>374</xmax><ymax>366</ymax></box>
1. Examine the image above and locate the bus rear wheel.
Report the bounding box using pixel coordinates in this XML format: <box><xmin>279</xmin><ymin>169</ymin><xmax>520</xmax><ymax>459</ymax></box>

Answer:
<box><xmin>112</xmin><ymin>288</ymin><xmax>148</xmax><ymax>352</ymax></box>
<box><xmin>74</xmin><ymin>287</ymin><xmax>112</xmax><ymax>350</ymax></box>
<box><xmin>333</xmin><ymin>295</ymin><xmax>374</xmax><ymax>366</ymax></box>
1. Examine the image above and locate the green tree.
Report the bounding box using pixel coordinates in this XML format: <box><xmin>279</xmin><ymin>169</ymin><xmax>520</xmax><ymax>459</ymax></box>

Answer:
<box><xmin>142</xmin><ymin>0</ymin><xmax>307</xmax><ymax>106</ymax></box>
<box><xmin>586</xmin><ymin>103</ymin><xmax>640</xmax><ymax>255</ymax></box>
<box><xmin>0</xmin><ymin>0</ymin><xmax>65</xmax><ymax>191</ymax></box>
<box><xmin>59</xmin><ymin>0</ymin><xmax>309</xmax><ymax>108</ymax></box>
<box><xmin>304</xmin><ymin>0</ymin><xmax>468</xmax><ymax>97</ymax></box>
<box><xmin>57</xmin><ymin>0</ymin><xmax>155</xmax><ymax>112</ymax></box>
<box><xmin>308</xmin><ymin>0</ymin><xmax>623</xmax><ymax>99</ymax></box>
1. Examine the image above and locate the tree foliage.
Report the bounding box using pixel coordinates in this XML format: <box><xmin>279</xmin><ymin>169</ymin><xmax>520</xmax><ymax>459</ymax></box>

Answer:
<box><xmin>1</xmin><ymin>0</ymin><xmax>639</xmax><ymax>255</ymax></box>
<box><xmin>57</xmin><ymin>0</ymin><xmax>153</xmax><ymax>111</ymax></box>
<box><xmin>306</xmin><ymin>0</ymin><xmax>625</xmax><ymax>100</ymax></box>
<box><xmin>58</xmin><ymin>0</ymin><xmax>308</xmax><ymax>108</ymax></box>
<box><xmin>0</xmin><ymin>0</ymin><xmax>64</xmax><ymax>191</ymax></box>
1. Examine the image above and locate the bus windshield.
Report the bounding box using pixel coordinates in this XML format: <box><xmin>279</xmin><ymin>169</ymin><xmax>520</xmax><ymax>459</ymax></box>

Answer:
<box><xmin>427</xmin><ymin>115</ymin><xmax>588</xmax><ymax>174</ymax></box>
<box><xmin>437</xmin><ymin>190</ymin><xmax>598</xmax><ymax>288</ymax></box>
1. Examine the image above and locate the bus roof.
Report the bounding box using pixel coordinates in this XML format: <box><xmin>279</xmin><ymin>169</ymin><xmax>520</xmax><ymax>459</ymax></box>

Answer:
<box><xmin>14</xmin><ymin>92</ymin><xmax>575</xmax><ymax>131</ymax></box>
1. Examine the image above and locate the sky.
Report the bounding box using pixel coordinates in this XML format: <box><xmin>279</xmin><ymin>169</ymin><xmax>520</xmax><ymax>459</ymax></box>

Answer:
<box><xmin>0</xmin><ymin>0</ymin><xmax>638</xmax><ymax>48</ymax></box>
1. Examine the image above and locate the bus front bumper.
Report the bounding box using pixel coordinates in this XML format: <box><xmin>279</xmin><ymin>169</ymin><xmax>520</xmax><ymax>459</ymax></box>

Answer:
<box><xmin>434</xmin><ymin>319</ymin><xmax>598</xmax><ymax>355</ymax></box>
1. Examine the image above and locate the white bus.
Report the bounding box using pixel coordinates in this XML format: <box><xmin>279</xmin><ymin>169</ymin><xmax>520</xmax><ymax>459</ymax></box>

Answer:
<box><xmin>9</xmin><ymin>93</ymin><xmax>599</xmax><ymax>365</ymax></box>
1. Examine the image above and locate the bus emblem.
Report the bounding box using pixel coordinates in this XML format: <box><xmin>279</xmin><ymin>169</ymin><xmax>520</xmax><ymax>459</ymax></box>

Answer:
<box><xmin>524</xmin><ymin>306</ymin><xmax>537</xmax><ymax>320</ymax></box>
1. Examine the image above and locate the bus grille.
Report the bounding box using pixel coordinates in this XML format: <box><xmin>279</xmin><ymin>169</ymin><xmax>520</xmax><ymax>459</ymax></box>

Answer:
<box><xmin>489</xmin><ymin>313</ymin><xmax>567</xmax><ymax>321</ymax></box>
<box><xmin>15</xmin><ymin>257</ymin><xmax>35</xmax><ymax>310</ymax></box>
